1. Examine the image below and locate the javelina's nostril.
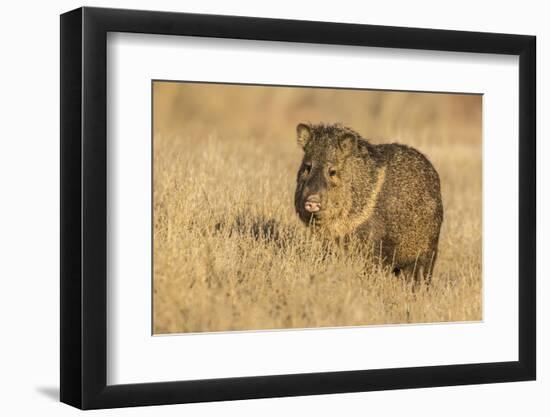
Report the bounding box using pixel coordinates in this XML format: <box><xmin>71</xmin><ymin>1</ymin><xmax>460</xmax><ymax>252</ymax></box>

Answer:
<box><xmin>304</xmin><ymin>195</ymin><xmax>321</xmax><ymax>213</ymax></box>
<box><xmin>304</xmin><ymin>202</ymin><xmax>321</xmax><ymax>213</ymax></box>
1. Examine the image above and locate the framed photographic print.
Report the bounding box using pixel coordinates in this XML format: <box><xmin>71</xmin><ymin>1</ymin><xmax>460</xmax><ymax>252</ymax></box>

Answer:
<box><xmin>60</xmin><ymin>6</ymin><xmax>536</xmax><ymax>409</ymax></box>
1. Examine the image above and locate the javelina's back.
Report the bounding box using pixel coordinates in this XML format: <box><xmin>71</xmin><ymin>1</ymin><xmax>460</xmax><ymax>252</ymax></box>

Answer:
<box><xmin>294</xmin><ymin>123</ymin><xmax>443</xmax><ymax>282</ymax></box>
<box><xmin>369</xmin><ymin>143</ymin><xmax>443</xmax><ymax>279</ymax></box>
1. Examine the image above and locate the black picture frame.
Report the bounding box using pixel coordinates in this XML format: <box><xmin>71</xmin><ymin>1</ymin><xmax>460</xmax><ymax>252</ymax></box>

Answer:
<box><xmin>60</xmin><ymin>6</ymin><xmax>536</xmax><ymax>410</ymax></box>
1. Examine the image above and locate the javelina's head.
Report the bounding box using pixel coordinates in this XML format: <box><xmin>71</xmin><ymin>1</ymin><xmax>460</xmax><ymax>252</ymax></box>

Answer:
<box><xmin>294</xmin><ymin>123</ymin><xmax>365</xmax><ymax>227</ymax></box>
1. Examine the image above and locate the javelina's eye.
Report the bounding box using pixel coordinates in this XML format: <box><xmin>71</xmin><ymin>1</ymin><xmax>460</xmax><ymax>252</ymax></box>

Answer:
<box><xmin>329</xmin><ymin>168</ymin><xmax>337</xmax><ymax>177</ymax></box>
<box><xmin>303</xmin><ymin>163</ymin><xmax>312</xmax><ymax>174</ymax></box>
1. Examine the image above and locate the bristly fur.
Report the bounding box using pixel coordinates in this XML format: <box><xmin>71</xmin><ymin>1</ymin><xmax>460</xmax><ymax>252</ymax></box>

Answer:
<box><xmin>305</xmin><ymin>122</ymin><xmax>363</xmax><ymax>139</ymax></box>
<box><xmin>294</xmin><ymin>122</ymin><xmax>444</xmax><ymax>282</ymax></box>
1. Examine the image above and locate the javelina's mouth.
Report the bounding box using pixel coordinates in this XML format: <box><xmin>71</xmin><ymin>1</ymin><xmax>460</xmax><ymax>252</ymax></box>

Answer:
<box><xmin>303</xmin><ymin>210</ymin><xmax>325</xmax><ymax>225</ymax></box>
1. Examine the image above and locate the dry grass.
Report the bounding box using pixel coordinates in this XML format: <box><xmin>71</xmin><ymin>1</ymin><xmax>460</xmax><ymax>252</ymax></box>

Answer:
<box><xmin>153</xmin><ymin>82</ymin><xmax>482</xmax><ymax>334</ymax></box>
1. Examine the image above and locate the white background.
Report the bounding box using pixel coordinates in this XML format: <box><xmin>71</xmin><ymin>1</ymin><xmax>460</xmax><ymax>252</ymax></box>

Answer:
<box><xmin>0</xmin><ymin>0</ymin><xmax>545</xmax><ymax>416</ymax></box>
<box><xmin>108</xmin><ymin>34</ymin><xmax>519</xmax><ymax>384</ymax></box>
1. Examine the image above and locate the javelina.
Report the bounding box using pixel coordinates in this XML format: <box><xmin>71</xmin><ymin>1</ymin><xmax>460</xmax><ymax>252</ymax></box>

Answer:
<box><xmin>294</xmin><ymin>123</ymin><xmax>443</xmax><ymax>282</ymax></box>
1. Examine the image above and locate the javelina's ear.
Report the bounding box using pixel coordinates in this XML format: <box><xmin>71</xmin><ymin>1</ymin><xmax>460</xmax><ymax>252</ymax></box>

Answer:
<box><xmin>296</xmin><ymin>123</ymin><xmax>312</xmax><ymax>149</ymax></box>
<box><xmin>339</xmin><ymin>133</ymin><xmax>358</xmax><ymax>156</ymax></box>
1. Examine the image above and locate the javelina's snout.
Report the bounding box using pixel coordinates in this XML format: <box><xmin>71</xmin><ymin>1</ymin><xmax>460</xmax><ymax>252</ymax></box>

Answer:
<box><xmin>304</xmin><ymin>194</ymin><xmax>321</xmax><ymax>213</ymax></box>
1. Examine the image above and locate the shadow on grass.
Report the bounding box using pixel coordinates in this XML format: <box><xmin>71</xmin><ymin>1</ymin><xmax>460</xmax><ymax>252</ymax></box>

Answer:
<box><xmin>210</xmin><ymin>211</ymin><xmax>411</xmax><ymax>286</ymax></box>
<box><xmin>214</xmin><ymin>212</ymin><xmax>298</xmax><ymax>248</ymax></box>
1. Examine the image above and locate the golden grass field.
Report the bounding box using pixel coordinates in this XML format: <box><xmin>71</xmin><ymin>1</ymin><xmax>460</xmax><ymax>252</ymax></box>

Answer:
<box><xmin>153</xmin><ymin>82</ymin><xmax>482</xmax><ymax>334</ymax></box>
